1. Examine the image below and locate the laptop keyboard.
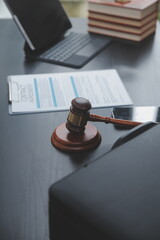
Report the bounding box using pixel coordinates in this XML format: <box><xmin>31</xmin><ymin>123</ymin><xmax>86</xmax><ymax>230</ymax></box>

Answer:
<box><xmin>40</xmin><ymin>32</ymin><xmax>96</xmax><ymax>62</ymax></box>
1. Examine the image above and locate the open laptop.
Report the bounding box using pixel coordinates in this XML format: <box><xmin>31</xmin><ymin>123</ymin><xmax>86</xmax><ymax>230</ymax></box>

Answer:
<box><xmin>4</xmin><ymin>0</ymin><xmax>111</xmax><ymax>68</ymax></box>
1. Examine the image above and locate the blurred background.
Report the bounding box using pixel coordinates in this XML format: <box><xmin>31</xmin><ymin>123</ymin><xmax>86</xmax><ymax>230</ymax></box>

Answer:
<box><xmin>0</xmin><ymin>0</ymin><xmax>88</xmax><ymax>18</ymax></box>
<box><xmin>0</xmin><ymin>0</ymin><xmax>159</xmax><ymax>19</ymax></box>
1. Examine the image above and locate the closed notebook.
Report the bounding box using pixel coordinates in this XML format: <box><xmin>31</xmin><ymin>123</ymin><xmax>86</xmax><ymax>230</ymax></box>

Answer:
<box><xmin>49</xmin><ymin>123</ymin><xmax>160</xmax><ymax>240</ymax></box>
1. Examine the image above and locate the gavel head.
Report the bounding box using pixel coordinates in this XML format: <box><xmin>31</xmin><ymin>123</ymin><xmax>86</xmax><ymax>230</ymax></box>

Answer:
<box><xmin>66</xmin><ymin>97</ymin><xmax>92</xmax><ymax>134</ymax></box>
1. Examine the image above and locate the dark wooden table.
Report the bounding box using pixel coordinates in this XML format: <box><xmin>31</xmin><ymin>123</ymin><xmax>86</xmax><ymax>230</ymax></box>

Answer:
<box><xmin>0</xmin><ymin>18</ymin><xmax>160</xmax><ymax>240</ymax></box>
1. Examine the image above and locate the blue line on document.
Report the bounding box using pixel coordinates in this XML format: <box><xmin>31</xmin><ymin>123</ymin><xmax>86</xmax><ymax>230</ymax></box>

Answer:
<box><xmin>49</xmin><ymin>78</ymin><xmax>58</xmax><ymax>107</ymax></box>
<box><xmin>33</xmin><ymin>78</ymin><xmax>40</xmax><ymax>108</ymax></box>
<box><xmin>70</xmin><ymin>76</ymin><xmax>79</xmax><ymax>97</ymax></box>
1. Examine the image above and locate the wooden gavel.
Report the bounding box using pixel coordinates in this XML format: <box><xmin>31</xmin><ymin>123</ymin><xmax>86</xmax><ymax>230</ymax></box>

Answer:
<box><xmin>51</xmin><ymin>97</ymin><xmax>142</xmax><ymax>152</ymax></box>
<box><xmin>66</xmin><ymin>97</ymin><xmax>142</xmax><ymax>134</ymax></box>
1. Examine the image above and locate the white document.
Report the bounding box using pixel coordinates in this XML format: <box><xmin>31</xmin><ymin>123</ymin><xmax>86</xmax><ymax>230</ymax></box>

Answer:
<box><xmin>8</xmin><ymin>69</ymin><xmax>133</xmax><ymax>114</ymax></box>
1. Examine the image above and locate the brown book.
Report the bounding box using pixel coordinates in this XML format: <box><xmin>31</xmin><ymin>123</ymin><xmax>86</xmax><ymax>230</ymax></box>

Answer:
<box><xmin>88</xmin><ymin>18</ymin><xmax>157</xmax><ymax>34</ymax></box>
<box><xmin>88</xmin><ymin>11</ymin><xmax>158</xmax><ymax>27</ymax></box>
<box><xmin>88</xmin><ymin>25</ymin><xmax>156</xmax><ymax>41</ymax></box>
<box><xmin>116</xmin><ymin>0</ymin><xmax>131</xmax><ymax>2</ymax></box>
<box><xmin>88</xmin><ymin>0</ymin><xmax>158</xmax><ymax>19</ymax></box>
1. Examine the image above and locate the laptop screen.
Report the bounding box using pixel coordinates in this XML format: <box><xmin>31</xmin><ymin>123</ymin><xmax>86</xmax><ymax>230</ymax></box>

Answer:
<box><xmin>4</xmin><ymin>0</ymin><xmax>72</xmax><ymax>51</ymax></box>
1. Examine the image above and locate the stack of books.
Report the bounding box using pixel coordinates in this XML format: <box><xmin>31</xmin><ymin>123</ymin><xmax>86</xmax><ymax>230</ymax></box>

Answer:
<box><xmin>88</xmin><ymin>0</ymin><xmax>158</xmax><ymax>41</ymax></box>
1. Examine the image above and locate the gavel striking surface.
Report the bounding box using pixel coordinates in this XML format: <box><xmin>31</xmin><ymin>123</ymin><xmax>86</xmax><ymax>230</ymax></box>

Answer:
<box><xmin>51</xmin><ymin>123</ymin><xmax>101</xmax><ymax>152</ymax></box>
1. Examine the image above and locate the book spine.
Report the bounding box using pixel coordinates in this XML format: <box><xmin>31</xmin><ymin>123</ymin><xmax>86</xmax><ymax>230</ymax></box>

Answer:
<box><xmin>88</xmin><ymin>10</ymin><xmax>157</xmax><ymax>27</ymax></box>
<box><xmin>88</xmin><ymin>25</ymin><xmax>156</xmax><ymax>41</ymax></box>
<box><xmin>88</xmin><ymin>1</ymin><xmax>158</xmax><ymax>20</ymax></box>
<box><xmin>88</xmin><ymin>20</ymin><xmax>156</xmax><ymax>34</ymax></box>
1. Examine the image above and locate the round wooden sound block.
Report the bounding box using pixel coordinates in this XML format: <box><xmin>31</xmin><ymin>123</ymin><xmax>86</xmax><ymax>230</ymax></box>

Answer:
<box><xmin>51</xmin><ymin>123</ymin><xmax>101</xmax><ymax>152</ymax></box>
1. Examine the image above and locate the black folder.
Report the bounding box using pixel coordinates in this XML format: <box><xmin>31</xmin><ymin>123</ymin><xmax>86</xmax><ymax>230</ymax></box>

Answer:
<box><xmin>49</xmin><ymin>123</ymin><xmax>160</xmax><ymax>240</ymax></box>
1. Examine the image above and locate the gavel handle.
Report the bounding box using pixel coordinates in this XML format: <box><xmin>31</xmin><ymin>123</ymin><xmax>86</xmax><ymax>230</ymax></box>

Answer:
<box><xmin>89</xmin><ymin>114</ymin><xmax>142</xmax><ymax>127</ymax></box>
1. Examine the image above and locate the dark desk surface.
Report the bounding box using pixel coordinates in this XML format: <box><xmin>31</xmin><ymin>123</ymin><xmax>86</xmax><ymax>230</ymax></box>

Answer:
<box><xmin>0</xmin><ymin>18</ymin><xmax>160</xmax><ymax>240</ymax></box>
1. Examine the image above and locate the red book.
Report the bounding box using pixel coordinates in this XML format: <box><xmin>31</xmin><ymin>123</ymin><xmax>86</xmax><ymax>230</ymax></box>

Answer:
<box><xmin>88</xmin><ymin>24</ymin><xmax>156</xmax><ymax>41</ymax></box>
<box><xmin>88</xmin><ymin>17</ymin><xmax>157</xmax><ymax>34</ymax></box>
<box><xmin>88</xmin><ymin>11</ymin><xmax>158</xmax><ymax>27</ymax></box>
<box><xmin>88</xmin><ymin>0</ymin><xmax>158</xmax><ymax>19</ymax></box>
